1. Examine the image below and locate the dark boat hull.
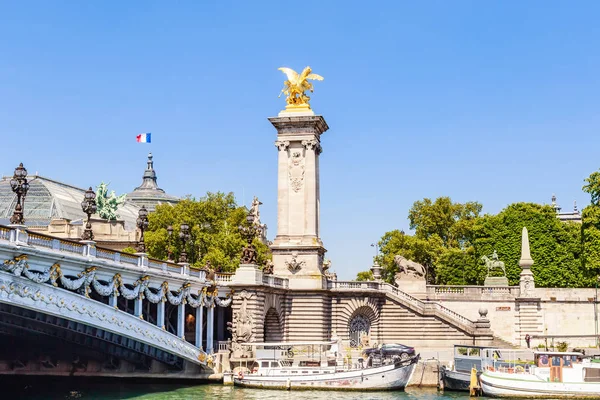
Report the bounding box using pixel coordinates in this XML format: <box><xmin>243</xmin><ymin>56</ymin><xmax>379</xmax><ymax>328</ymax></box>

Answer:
<box><xmin>441</xmin><ymin>366</ymin><xmax>471</xmax><ymax>392</ymax></box>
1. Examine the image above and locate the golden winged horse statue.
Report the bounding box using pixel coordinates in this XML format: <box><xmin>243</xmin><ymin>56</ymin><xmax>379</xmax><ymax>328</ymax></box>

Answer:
<box><xmin>278</xmin><ymin>66</ymin><xmax>324</xmax><ymax>108</ymax></box>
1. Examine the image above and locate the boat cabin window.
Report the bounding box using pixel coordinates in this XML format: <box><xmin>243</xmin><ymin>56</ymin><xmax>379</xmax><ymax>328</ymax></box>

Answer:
<box><xmin>584</xmin><ymin>367</ymin><xmax>600</xmax><ymax>382</ymax></box>
<box><xmin>551</xmin><ymin>356</ymin><xmax>561</xmax><ymax>367</ymax></box>
<box><xmin>562</xmin><ymin>356</ymin><xmax>572</xmax><ymax>368</ymax></box>
<box><xmin>261</xmin><ymin>361</ymin><xmax>270</xmax><ymax>368</ymax></box>
<box><xmin>537</xmin><ymin>354</ymin><xmax>549</xmax><ymax>367</ymax></box>
<box><xmin>468</xmin><ymin>348</ymin><xmax>480</xmax><ymax>357</ymax></box>
<box><xmin>270</xmin><ymin>362</ymin><xmax>278</xmax><ymax>368</ymax></box>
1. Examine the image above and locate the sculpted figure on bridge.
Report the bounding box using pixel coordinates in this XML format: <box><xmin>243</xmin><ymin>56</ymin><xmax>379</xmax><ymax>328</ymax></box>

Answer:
<box><xmin>228</xmin><ymin>290</ymin><xmax>255</xmax><ymax>356</ymax></box>
<box><xmin>393</xmin><ymin>255</ymin><xmax>426</xmax><ymax>280</ymax></box>
<box><xmin>394</xmin><ymin>255</ymin><xmax>426</xmax><ymax>277</ymax></box>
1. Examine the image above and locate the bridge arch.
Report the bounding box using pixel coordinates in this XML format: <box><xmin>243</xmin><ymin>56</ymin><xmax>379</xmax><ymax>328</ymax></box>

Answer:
<box><xmin>338</xmin><ymin>297</ymin><xmax>381</xmax><ymax>347</ymax></box>
<box><xmin>263</xmin><ymin>293</ymin><xmax>284</xmax><ymax>342</ymax></box>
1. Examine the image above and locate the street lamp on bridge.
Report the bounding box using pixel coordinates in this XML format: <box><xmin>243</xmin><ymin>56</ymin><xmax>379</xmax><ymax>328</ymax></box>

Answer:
<box><xmin>81</xmin><ymin>187</ymin><xmax>97</xmax><ymax>241</ymax></box>
<box><xmin>178</xmin><ymin>223</ymin><xmax>191</xmax><ymax>263</ymax></box>
<box><xmin>136</xmin><ymin>206</ymin><xmax>149</xmax><ymax>253</ymax></box>
<box><xmin>9</xmin><ymin>163</ymin><xmax>30</xmax><ymax>225</ymax></box>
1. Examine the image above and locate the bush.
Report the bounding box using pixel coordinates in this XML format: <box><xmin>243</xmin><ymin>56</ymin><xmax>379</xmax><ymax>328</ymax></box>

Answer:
<box><xmin>556</xmin><ymin>341</ymin><xmax>569</xmax><ymax>352</ymax></box>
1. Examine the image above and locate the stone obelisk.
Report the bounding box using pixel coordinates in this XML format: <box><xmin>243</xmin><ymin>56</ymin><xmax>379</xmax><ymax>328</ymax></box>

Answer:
<box><xmin>269</xmin><ymin>66</ymin><xmax>328</xmax><ymax>289</ymax></box>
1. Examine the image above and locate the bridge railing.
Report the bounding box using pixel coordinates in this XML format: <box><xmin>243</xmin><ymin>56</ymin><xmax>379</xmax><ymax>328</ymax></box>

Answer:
<box><xmin>426</xmin><ymin>285</ymin><xmax>520</xmax><ymax>299</ymax></box>
<box><xmin>262</xmin><ymin>274</ymin><xmax>289</xmax><ymax>289</ymax></box>
<box><xmin>0</xmin><ymin>224</ymin><xmax>203</xmax><ymax>278</ymax></box>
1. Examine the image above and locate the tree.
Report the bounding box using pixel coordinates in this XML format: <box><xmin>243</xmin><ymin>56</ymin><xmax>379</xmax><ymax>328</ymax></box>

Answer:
<box><xmin>356</xmin><ymin>271</ymin><xmax>373</xmax><ymax>281</ymax></box>
<box><xmin>408</xmin><ymin>197</ymin><xmax>482</xmax><ymax>248</ymax></box>
<box><xmin>435</xmin><ymin>247</ymin><xmax>483</xmax><ymax>285</ymax></box>
<box><xmin>582</xmin><ymin>168</ymin><xmax>600</xmax><ymax>277</ymax></box>
<box><xmin>376</xmin><ymin>229</ymin><xmax>444</xmax><ymax>284</ymax></box>
<box><xmin>472</xmin><ymin>203</ymin><xmax>588</xmax><ymax>287</ymax></box>
<box><xmin>583</xmin><ymin>170</ymin><xmax>600</xmax><ymax>205</ymax></box>
<box><xmin>144</xmin><ymin>192</ymin><xmax>270</xmax><ymax>272</ymax></box>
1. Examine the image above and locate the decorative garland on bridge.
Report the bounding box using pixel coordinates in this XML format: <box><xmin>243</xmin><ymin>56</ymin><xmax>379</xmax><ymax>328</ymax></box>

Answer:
<box><xmin>2</xmin><ymin>255</ymin><xmax>232</xmax><ymax>308</ymax></box>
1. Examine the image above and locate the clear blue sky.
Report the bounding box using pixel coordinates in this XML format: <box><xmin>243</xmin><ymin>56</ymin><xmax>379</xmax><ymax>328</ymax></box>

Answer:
<box><xmin>1</xmin><ymin>1</ymin><xmax>599</xmax><ymax>279</ymax></box>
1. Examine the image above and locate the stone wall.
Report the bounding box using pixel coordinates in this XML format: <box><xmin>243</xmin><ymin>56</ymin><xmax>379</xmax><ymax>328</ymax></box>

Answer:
<box><xmin>429</xmin><ymin>286</ymin><xmax>598</xmax><ymax>348</ymax></box>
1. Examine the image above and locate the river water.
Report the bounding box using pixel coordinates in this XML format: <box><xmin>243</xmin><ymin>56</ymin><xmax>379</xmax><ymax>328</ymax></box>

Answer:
<box><xmin>1</xmin><ymin>377</ymin><xmax>500</xmax><ymax>400</ymax></box>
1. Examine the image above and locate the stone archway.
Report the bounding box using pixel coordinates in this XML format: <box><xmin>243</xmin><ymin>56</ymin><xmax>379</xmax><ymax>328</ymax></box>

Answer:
<box><xmin>264</xmin><ymin>307</ymin><xmax>283</xmax><ymax>342</ymax></box>
<box><xmin>348</xmin><ymin>312</ymin><xmax>371</xmax><ymax>347</ymax></box>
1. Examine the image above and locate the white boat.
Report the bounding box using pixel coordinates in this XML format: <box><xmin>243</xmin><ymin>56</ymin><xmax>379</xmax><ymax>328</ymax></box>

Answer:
<box><xmin>233</xmin><ymin>341</ymin><xmax>419</xmax><ymax>391</ymax></box>
<box><xmin>480</xmin><ymin>350</ymin><xmax>600</xmax><ymax>398</ymax></box>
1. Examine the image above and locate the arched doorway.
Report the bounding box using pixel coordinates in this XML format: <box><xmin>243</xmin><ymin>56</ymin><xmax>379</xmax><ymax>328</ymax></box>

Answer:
<box><xmin>348</xmin><ymin>314</ymin><xmax>370</xmax><ymax>348</ymax></box>
<box><xmin>264</xmin><ymin>307</ymin><xmax>283</xmax><ymax>342</ymax></box>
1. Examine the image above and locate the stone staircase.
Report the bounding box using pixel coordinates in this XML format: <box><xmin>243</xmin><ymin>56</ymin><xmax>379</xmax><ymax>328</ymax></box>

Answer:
<box><xmin>378</xmin><ymin>296</ymin><xmax>472</xmax><ymax>347</ymax></box>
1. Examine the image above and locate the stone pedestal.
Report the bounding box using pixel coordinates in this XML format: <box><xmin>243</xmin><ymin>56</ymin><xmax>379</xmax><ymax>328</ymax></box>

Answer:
<box><xmin>484</xmin><ymin>276</ymin><xmax>509</xmax><ymax>286</ymax></box>
<box><xmin>269</xmin><ymin>115</ymin><xmax>329</xmax><ymax>289</ymax></box>
<box><xmin>232</xmin><ymin>264</ymin><xmax>263</xmax><ymax>286</ymax></box>
<box><xmin>395</xmin><ymin>275</ymin><xmax>427</xmax><ymax>295</ymax></box>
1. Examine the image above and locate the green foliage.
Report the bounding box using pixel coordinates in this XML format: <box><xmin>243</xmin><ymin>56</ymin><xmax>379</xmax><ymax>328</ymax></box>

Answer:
<box><xmin>144</xmin><ymin>192</ymin><xmax>270</xmax><ymax>272</ymax></box>
<box><xmin>121</xmin><ymin>247</ymin><xmax>136</xmax><ymax>254</ymax></box>
<box><xmin>583</xmin><ymin>171</ymin><xmax>600</xmax><ymax>205</ymax></box>
<box><xmin>377</xmin><ymin>229</ymin><xmax>444</xmax><ymax>283</ymax></box>
<box><xmin>408</xmin><ymin>197</ymin><xmax>482</xmax><ymax>248</ymax></box>
<box><xmin>472</xmin><ymin>203</ymin><xmax>587</xmax><ymax>287</ymax></box>
<box><xmin>436</xmin><ymin>247</ymin><xmax>483</xmax><ymax>285</ymax></box>
<box><xmin>356</xmin><ymin>271</ymin><xmax>373</xmax><ymax>281</ymax></box>
<box><xmin>556</xmin><ymin>341</ymin><xmax>569</xmax><ymax>352</ymax></box>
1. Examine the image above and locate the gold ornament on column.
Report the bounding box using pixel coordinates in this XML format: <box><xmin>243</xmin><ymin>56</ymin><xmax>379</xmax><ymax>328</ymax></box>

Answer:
<box><xmin>278</xmin><ymin>66</ymin><xmax>324</xmax><ymax>112</ymax></box>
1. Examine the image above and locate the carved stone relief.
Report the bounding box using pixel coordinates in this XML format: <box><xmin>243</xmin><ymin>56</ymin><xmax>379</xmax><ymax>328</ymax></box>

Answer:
<box><xmin>286</xmin><ymin>253</ymin><xmax>305</xmax><ymax>273</ymax></box>
<box><xmin>288</xmin><ymin>151</ymin><xmax>305</xmax><ymax>193</ymax></box>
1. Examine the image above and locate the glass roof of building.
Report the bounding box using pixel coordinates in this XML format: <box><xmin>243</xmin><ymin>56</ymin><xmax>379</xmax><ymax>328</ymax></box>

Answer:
<box><xmin>0</xmin><ymin>175</ymin><xmax>140</xmax><ymax>230</ymax></box>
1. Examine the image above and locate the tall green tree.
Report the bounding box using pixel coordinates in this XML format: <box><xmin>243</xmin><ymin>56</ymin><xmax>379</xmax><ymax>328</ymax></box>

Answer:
<box><xmin>408</xmin><ymin>197</ymin><xmax>482</xmax><ymax>248</ymax></box>
<box><xmin>376</xmin><ymin>229</ymin><xmax>445</xmax><ymax>283</ymax></box>
<box><xmin>582</xmin><ymin>168</ymin><xmax>600</xmax><ymax>277</ymax></box>
<box><xmin>144</xmin><ymin>192</ymin><xmax>270</xmax><ymax>272</ymax></box>
<box><xmin>472</xmin><ymin>203</ymin><xmax>588</xmax><ymax>287</ymax></box>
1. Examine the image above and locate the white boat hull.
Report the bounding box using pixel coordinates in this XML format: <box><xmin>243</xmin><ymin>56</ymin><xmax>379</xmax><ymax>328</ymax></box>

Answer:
<box><xmin>481</xmin><ymin>371</ymin><xmax>600</xmax><ymax>399</ymax></box>
<box><xmin>234</xmin><ymin>357</ymin><xmax>418</xmax><ymax>391</ymax></box>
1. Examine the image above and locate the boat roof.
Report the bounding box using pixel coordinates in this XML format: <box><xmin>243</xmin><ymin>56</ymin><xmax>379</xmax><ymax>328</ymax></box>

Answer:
<box><xmin>241</xmin><ymin>341</ymin><xmax>337</xmax><ymax>346</ymax></box>
<box><xmin>533</xmin><ymin>351</ymin><xmax>583</xmax><ymax>356</ymax></box>
<box><xmin>453</xmin><ymin>344</ymin><xmax>500</xmax><ymax>349</ymax></box>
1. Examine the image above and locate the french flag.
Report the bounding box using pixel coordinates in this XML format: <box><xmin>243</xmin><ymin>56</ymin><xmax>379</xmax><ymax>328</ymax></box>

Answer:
<box><xmin>136</xmin><ymin>133</ymin><xmax>151</xmax><ymax>143</ymax></box>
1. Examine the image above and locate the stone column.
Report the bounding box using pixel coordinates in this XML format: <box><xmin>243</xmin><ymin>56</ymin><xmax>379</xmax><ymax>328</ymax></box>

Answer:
<box><xmin>108</xmin><ymin>293</ymin><xmax>117</xmax><ymax>308</ymax></box>
<box><xmin>177</xmin><ymin>303</ymin><xmax>185</xmax><ymax>339</ymax></box>
<box><xmin>195</xmin><ymin>305</ymin><xmax>204</xmax><ymax>349</ymax></box>
<box><xmin>134</xmin><ymin>296</ymin><xmax>143</xmax><ymax>318</ymax></box>
<box><xmin>269</xmin><ymin>115</ymin><xmax>329</xmax><ymax>290</ymax></box>
<box><xmin>157</xmin><ymin>300</ymin><xmax>165</xmax><ymax>329</ymax></box>
<box><xmin>207</xmin><ymin>306</ymin><xmax>215</xmax><ymax>353</ymax></box>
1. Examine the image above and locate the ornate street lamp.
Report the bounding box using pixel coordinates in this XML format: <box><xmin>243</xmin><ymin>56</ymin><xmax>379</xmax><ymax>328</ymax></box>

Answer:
<box><xmin>81</xmin><ymin>187</ymin><xmax>97</xmax><ymax>241</ymax></box>
<box><xmin>9</xmin><ymin>163</ymin><xmax>30</xmax><ymax>225</ymax></box>
<box><xmin>166</xmin><ymin>225</ymin><xmax>174</xmax><ymax>262</ymax></box>
<box><xmin>239</xmin><ymin>212</ymin><xmax>260</xmax><ymax>264</ymax></box>
<box><xmin>136</xmin><ymin>206</ymin><xmax>149</xmax><ymax>253</ymax></box>
<box><xmin>179</xmin><ymin>223</ymin><xmax>191</xmax><ymax>263</ymax></box>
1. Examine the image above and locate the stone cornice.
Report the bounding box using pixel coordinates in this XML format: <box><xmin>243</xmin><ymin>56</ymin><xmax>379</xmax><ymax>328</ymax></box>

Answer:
<box><xmin>268</xmin><ymin>115</ymin><xmax>329</xmax><ymax>136</ymax></box>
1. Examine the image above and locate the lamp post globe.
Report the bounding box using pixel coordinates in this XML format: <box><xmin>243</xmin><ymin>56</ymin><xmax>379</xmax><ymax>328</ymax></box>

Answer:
<box><xmin>81</xmin><ymin>187</ymin><xmax>97</xmax><ymax>241</ymax></box>
<box><xmin>136</xmin><ymin>206</ymin><xmax>149</xmax><ymax>253</ymax></box>
<box><xmin>9</xmin><ymin>163</ymin><xmax>30</xmax><ymax>225</ymax></box>
<box><xmin>179</xmin><ymin>223</ymin><xmax>191</xmax><ymax>263</ymax></box>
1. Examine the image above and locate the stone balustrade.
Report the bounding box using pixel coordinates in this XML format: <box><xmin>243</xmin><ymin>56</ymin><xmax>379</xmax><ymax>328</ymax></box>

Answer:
<box><xmin>426</xmin><ymin>285</ymin><xmax>521</xmax><ymax>299</ymax></box>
